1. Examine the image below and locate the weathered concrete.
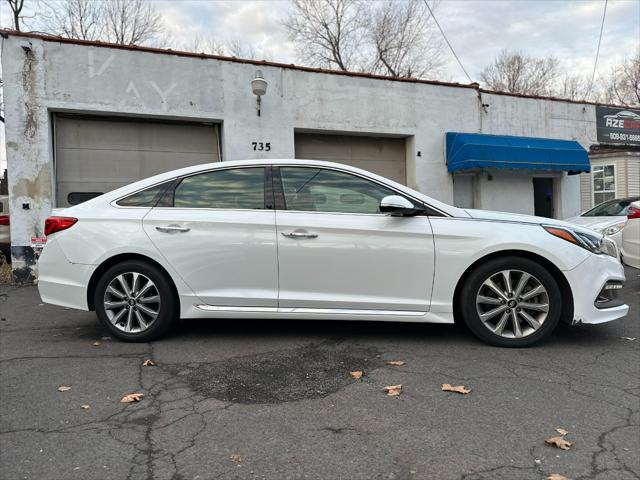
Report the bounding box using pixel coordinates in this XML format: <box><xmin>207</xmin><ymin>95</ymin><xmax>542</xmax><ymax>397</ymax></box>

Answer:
<box><xmin>0</xmin><ymin>268</ymin><xmax>638</xmax><ymax>479</ymax></box>
<box><xmin>2</xmin><ymin>33</ymin><xmax>598</xmax><ymax>278</ymax></box>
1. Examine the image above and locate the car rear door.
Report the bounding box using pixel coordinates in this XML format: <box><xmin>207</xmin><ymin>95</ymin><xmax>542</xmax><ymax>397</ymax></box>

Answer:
<box><xmin>143</xmin><ymin>166</ymin><xmax>278</xmax><ymax>307</ymax></box>
<box><xmin>274</xmin><ymin>166</ymin><xmax>435</xmax><ymax>312</ymax></box>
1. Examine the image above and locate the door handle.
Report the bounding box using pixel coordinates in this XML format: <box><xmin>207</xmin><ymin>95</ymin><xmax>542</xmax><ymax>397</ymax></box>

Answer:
<box><xmin>281</xmin><ymin>230</ymin><xmax>318</xmax><ymax>239</ymax></box>
<box><xmin>156</xmin><ymin>225</ymin><xmax>190</xmax><ymax>233</ymax></box>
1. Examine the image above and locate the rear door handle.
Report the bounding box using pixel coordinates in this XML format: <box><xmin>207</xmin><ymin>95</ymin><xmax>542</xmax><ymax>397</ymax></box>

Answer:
<box><xmin>156</xmin><ymin>225</ymin><xmax>190</xmax><ymax>234</ymax></box>
<box><xmin>281</xmin><ymin>230</ymin><xmax>318</xmax><ymax>239</ymax></box>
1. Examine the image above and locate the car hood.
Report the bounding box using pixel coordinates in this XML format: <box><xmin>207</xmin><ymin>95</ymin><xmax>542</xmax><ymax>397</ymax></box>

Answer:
<box><xmin>563</xmin><ymin>215</ymin><xmax>625</xmax><ymax>232</ymax></box>
<box><xmin>464</xmin><ymin>208</ymin><xmax>582</xmax><ymax>230</ymax></box>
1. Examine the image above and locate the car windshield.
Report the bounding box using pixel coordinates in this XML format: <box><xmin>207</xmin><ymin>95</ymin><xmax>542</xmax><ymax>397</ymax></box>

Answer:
<box><xmin>583</xmin><ymin>198</ymin><xmax>639</xmax><ymax>217</ymax></box>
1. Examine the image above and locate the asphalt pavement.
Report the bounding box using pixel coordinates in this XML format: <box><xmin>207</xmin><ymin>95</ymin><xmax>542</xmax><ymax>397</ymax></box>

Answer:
<box><xmin>0</xmin><ymin>268</ymin><xmax>638</xmax><ymax>480</ymax></box>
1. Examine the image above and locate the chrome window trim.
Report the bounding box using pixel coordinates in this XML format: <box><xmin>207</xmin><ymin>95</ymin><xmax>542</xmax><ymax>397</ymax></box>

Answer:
<box><xmin>110</xmin><ymin>163</ymin><xmax>450</xmax><ymax>217</ymax></box>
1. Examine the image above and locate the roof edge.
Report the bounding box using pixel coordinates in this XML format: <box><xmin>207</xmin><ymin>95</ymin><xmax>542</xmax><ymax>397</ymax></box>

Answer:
<box><xmin>1</xmin><ymin>29</ymin><xmax>635</xmax><ymax>110</ymax></box>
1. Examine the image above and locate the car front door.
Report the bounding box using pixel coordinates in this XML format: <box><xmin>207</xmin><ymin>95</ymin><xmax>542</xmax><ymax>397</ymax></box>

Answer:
<box><xmin>143</xmin><ymin>166</ymin><xmax>278</xmax><ymax>307</ymax></box>
<box><xmin>274</xmin><ymin>166</ymin><xmax>435</xmax><ymax>312</ymax></box>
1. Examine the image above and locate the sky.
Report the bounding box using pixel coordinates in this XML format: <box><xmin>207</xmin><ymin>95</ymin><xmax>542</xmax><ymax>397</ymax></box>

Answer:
<box><xmin>0</xmin><ymin>0</ymin><xmax>638</xmax><ymax>171</ymax></box>
<box><xmin>0</xmin><ymin>0</ymin><xmax>638</xmax><ymax>83</ymax></box>
<box><xmin>153</xmin><ymin>0</ymin><xmax>640</xmax><ymax>83</ymax></box>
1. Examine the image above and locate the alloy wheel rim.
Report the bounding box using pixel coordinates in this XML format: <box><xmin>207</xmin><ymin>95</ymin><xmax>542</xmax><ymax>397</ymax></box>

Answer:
<box><xmin>103</xmin><ymin>272</ymin><xmax>161</xmax><ymax>333</ymax></box>
<box><xmin>475</xmin><ymin>269</ymin><xmax>549</xmax><ymax>339</ymax></box>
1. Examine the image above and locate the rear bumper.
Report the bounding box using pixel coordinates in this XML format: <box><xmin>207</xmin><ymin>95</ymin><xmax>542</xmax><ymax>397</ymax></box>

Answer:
<box><xmin>564</xmin><ymin>253</ymin><xmax>628</xmax><ymax>325</ymax></box>
<box><xmin>37</xmin><ymin>237</ymin><xmax>94</xmax><ymax>310</ymax></box>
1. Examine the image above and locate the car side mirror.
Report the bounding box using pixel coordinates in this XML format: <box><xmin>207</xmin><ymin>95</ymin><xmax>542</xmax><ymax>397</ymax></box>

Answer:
<box><xmin>380</xmin><ymin>195</ymin><xmax>424</xmax><ymax>216</ymax></box>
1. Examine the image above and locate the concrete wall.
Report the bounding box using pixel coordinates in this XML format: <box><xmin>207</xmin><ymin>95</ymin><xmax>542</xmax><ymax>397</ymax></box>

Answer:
<box><xmin>1</xmin><ymin>34</ymin><xmax>600</xmax><ymax>280</ymax></box>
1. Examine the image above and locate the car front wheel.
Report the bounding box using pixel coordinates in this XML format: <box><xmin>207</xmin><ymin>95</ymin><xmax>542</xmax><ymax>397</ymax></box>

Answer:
<box><xmin>94</xmin><ymin>260</ymin><xmax>178</xmax><ymax>342</ymax></box>
<box><xmin>460</xmin><ymin>256</ymin><xmax>562</xmax><ymax>347</ymax></box>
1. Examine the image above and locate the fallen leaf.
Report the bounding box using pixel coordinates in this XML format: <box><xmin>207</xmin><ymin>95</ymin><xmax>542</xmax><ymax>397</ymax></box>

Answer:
<box><xmin>386</xmin><ymin>360</ymin><xmax>406</xmax><ymax>366</ymax></box>
<box><xmin>383</xmin><ymin>384</ymin><xmax>402</xmax><ymax>396</ymax></box>
<box><xmin>556</xmin><ymin>427</ymin><xmax>569</xmax><ymax>436</ymax></box>
<box><xmin>81</xmin><ymin>405</ymin><xmax>90</xmax><ymax>410</ymax></box>
<box><xmin>547</xmin><ymin>474</ymin><xmax>569</xmax><ymax>480</ymax></box>
<box><xmin>120</xmin><ymin>392</ymin><xmax>144</xmax><ymax>403</ymax></box>
<box><xmin>57</xmin><ymin>385</ymin><xmax>72</xmax><ymax>392</ymax></box>
<box><xmin>92</xmin><ymin>341</ymin><xmax>101</xmax><ymax>347</ymax></box>
<box><xmin>621</xmin><ymin>337</ymin><xmax>636</xmax><ymax>341</ymax></box>
<box><xmin>142</xmin><ymin>359</ymin><xmax>156</xmax><ymax>367</ymax></box>
<box><xmin>350</xmin><ymin>370</ymin><xmax>363</xmax><ymax>379</ymax></box>
<box><xmin>441</xmin><ymin>383</ymin><xmax>471</xmax><ymax>394</ymax></box>
<box><xmin>230</xmin><ymin>454</ymin><xmax>243</xmax><ymax>464</ymax></box>
<box><xmin>545</xmin><ymin>435</ymin><xmax>572</xmax><ymax>450</ymax></box>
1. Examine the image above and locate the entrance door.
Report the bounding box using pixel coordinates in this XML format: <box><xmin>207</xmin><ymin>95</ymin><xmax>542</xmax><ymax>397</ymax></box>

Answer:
<box><xmin>275</xmin><ymin>166</ymin><xmax>434</xmax><ymax>312</ymax></box>
<box><xmin>533</xmin><ymin>178</ymin><xmax>554</xmax><ymax>218</ymax></box>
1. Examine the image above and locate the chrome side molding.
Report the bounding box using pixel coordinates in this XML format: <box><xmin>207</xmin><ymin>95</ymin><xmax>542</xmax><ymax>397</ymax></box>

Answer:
<box><xmin>195</xmin><ymin>305</ymin><xmax>426</xmax><ymax>316</ymax></box>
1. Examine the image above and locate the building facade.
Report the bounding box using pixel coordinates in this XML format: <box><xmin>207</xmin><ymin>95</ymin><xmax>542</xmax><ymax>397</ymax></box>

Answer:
<box><xmin>1</xmin><ymin>31</ymin><xmax>637</xmax><ymax>281</ymax></box>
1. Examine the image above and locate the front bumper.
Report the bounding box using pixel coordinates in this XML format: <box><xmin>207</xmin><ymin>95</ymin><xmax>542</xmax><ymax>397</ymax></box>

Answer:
<box><xmin>564</xmin><ymin>252</ymin><xmax>628</xmax><ymax>325</ymax></box>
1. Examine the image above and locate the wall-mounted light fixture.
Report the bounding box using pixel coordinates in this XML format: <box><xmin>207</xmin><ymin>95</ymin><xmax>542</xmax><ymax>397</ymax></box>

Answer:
<box><xmin>251</xmin><ymin>70</ymin><xmax>268</xmax><ymax>117</ymax></box>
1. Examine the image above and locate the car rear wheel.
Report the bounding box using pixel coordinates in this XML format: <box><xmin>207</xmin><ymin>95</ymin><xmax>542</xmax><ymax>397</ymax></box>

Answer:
<box><xmin>460</xmin><ymin>256</ymin><xmax>562</xmax><ymax>347</ymax></box>
<box><xmin>94</xmin><ymin>260</ymin><xmax>178</xmax><ymax>342</ymax></box>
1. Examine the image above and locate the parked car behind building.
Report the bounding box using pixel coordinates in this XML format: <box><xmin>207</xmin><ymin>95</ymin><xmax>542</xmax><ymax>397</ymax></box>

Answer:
<box><xmin>0</xmin><ymin>196</ymin><xmax>10</xmax><ymax>261</ymax></box>
<box><xmin>621</xmin><ymin>200</ymin><xmax>640</xmax><ymax>269</ymax></box>
<box><xmin>566</xmin><ymin>196</ymin><xmax>640</xmax><ymax>249</ymax></box>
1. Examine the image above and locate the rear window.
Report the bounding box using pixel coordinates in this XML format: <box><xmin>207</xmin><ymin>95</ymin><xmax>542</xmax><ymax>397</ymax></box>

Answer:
<box><xmin>116</xmin><ymin>182</ymin><xmax>172</xmax><ymax>207</ymax></box>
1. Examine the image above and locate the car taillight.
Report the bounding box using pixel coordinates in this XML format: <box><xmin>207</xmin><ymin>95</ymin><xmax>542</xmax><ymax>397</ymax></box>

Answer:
<box><xmin>44</xmin><ymin>217</ymin><xmax>78</xmax><ymax>236</ymax></box>
<box><xmin>0</xmin><ymin>215</ymin><xmax>9</xmax><ymax>226</ymax></box>
<box><xmin>627</xmin><ymin>206</ymin><xmax>640</xmax><ymax>220</ymax></box>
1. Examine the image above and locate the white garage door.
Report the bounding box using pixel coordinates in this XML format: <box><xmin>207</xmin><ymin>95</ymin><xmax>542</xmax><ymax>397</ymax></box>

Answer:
<box><xmin>55</xmin><ymin>115</ymin><xmax>220</xmax><ymax>207</ymax></box>
<box><xmin>294</xmin><ymin>133</ymin><xmax>407</xmax><ymax>184</ymax></box>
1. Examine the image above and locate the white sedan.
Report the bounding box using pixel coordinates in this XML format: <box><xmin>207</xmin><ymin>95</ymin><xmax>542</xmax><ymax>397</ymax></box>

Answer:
<box><xmin>566</xmin><ymin>196</ymin><xmax>639</xmax><ymax>249</ymax></box>
<box><xmin>37</xmin><ymin>160</ymin><xmax>628</xmax><ymax>347</ymax></box>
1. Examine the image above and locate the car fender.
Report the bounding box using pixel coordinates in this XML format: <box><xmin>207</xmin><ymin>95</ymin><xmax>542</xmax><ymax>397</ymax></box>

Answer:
<box><xmin>428</xmin><ymin>217</ymin><xmax>590</xmax><ymax>314</ymax></box>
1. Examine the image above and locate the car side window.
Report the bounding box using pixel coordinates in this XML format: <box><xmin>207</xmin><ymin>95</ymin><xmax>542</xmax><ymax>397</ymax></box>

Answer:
<box><xmin>172</xmin><ymin>167</ymin><xmax>265</xmax><ymax>209</ymax></box>
<box><xmin>116</xmin><ymin>181</ymin><xmax>172</xmax><ymax>207</ymax></box>
<box><xmin>279</xmin><ymin>167</ymin><xmax>397</xmax><ymax>214</ymax></box>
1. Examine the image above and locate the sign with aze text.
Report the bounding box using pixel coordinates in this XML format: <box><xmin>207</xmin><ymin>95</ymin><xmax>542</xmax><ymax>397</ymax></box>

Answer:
<box><xmin>596</xmin><ymin>106</ymin><xmax>640</xmax><ymax>146</ymax></box>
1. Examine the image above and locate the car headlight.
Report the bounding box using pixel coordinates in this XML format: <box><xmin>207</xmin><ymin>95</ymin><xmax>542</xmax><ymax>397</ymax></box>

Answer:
<box><xmin>601</xmin><ymin>223</ymin><xmax>625</xmax><ymax>236</ymax></box>
<box><xmin>543</xmin><ymin>225</ymin><xmax>618</xmax><ymax>258</ymax></box>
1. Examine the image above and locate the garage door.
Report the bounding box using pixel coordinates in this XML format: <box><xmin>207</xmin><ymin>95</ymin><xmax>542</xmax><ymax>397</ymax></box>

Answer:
<box><xmin>55</xmin><ymin>115</ymin><xmax>220</xmax><ymax>207</ymax></box>
<box><xmin>294</xmin><ymin>133</ymin><xmax>406</xmax><ymax>184</ymax></box>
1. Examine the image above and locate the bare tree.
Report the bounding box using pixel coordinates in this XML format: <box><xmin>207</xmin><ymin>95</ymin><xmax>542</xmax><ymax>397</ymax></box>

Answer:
<box><xmin>39</xmin><ymin>0</ymin><xmax>103</xmax><ymax>40</ymax></box>
<box><xmin>102</xmin><ymin>0</ymin><xmax>163</xmax><ymax>46</ymax></box>
<box><xmin>601</xmin><ymin>50</ymin><xmax>640</xmax><ymax>106</ymax></box>
<box><xmin>35</xmin><ymin>0</ymin><xmax>164</xmax><ymax>46</ymax></box>
<box><xmin>284</xmin><ymin>0</ymin><xmax>363</xmax><ymax>71</ymax></box>
<box><xmin>183</xmin><ymin>34</ymin><xmax>271</xmax><ymax>61</ymax></box>
<box><xmin>480</xmin><ymin>50</ymin><xmax>560</xmax><ymax>96</ymax></box>
<box><xmin>184</xmin><ymin>34</ymin><xmax>228</xmax><ymax>56</ymax></box>
<box><xmin>367</xmin><ymin>0</ymin><xmax>444</xmax><ymax>78</ymax></box>
<box><xmin>5</xmin><ymin>0</ymin><xmax>25</xmax><ymax>31</ymax></box>
<box><xmin>558</xmin><ymin>73</ymin><xmax>594</xmax><ymax>101</ymax></box>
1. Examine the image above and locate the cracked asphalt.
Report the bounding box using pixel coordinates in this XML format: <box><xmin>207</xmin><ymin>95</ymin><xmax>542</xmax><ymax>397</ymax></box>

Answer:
<box><xmin>0</xmin><ymin>268</ymin><xmax>638</xmax><ymax>480</ymax></box>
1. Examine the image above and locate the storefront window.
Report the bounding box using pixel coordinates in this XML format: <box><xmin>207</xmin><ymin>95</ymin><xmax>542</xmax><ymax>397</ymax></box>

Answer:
<box><xmin>592</xmin><ymin>165</ymin><xmax>616</xmax><ymax>205</ymax></box>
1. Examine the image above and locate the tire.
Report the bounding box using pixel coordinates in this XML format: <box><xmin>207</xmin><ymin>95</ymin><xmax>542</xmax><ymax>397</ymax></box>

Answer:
<box><xmin>459</xmin><ymin>256</ymin><xmax>562</xmax><ymax>347</ymax></box>
<box><xmin>94</xmin><ymin>260</ymin><xmax>178</xmax><ymax>342</ymax></box>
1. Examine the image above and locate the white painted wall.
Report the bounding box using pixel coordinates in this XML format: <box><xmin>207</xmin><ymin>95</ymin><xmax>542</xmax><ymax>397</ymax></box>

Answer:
<box><xmin>475</xmin><ymin>172</ymin><xmax>535</xmax><ymax>215</ymax></box>
<box><xmin>1</xmin><ymin>34</ymin><xmax>600</xmax><ymax>276</ymax></box>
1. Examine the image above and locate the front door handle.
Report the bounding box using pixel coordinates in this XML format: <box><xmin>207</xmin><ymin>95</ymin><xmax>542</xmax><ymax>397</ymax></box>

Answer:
<box><xmin>156</xmin><ymin>225</ymin><xmax>190</xmax><ymax>234</ymax></box>
<box><xmin>281</xmin><ymin>230</ymin><xmax>318</xmax><ymax>239</ymax></box>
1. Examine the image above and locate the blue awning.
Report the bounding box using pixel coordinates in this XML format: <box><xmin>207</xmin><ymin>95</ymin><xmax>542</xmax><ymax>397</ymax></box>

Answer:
<box><xmin>446</xmin><ymin>132</ymin><xmax>590</xmax><ymax>174</ymax></box>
